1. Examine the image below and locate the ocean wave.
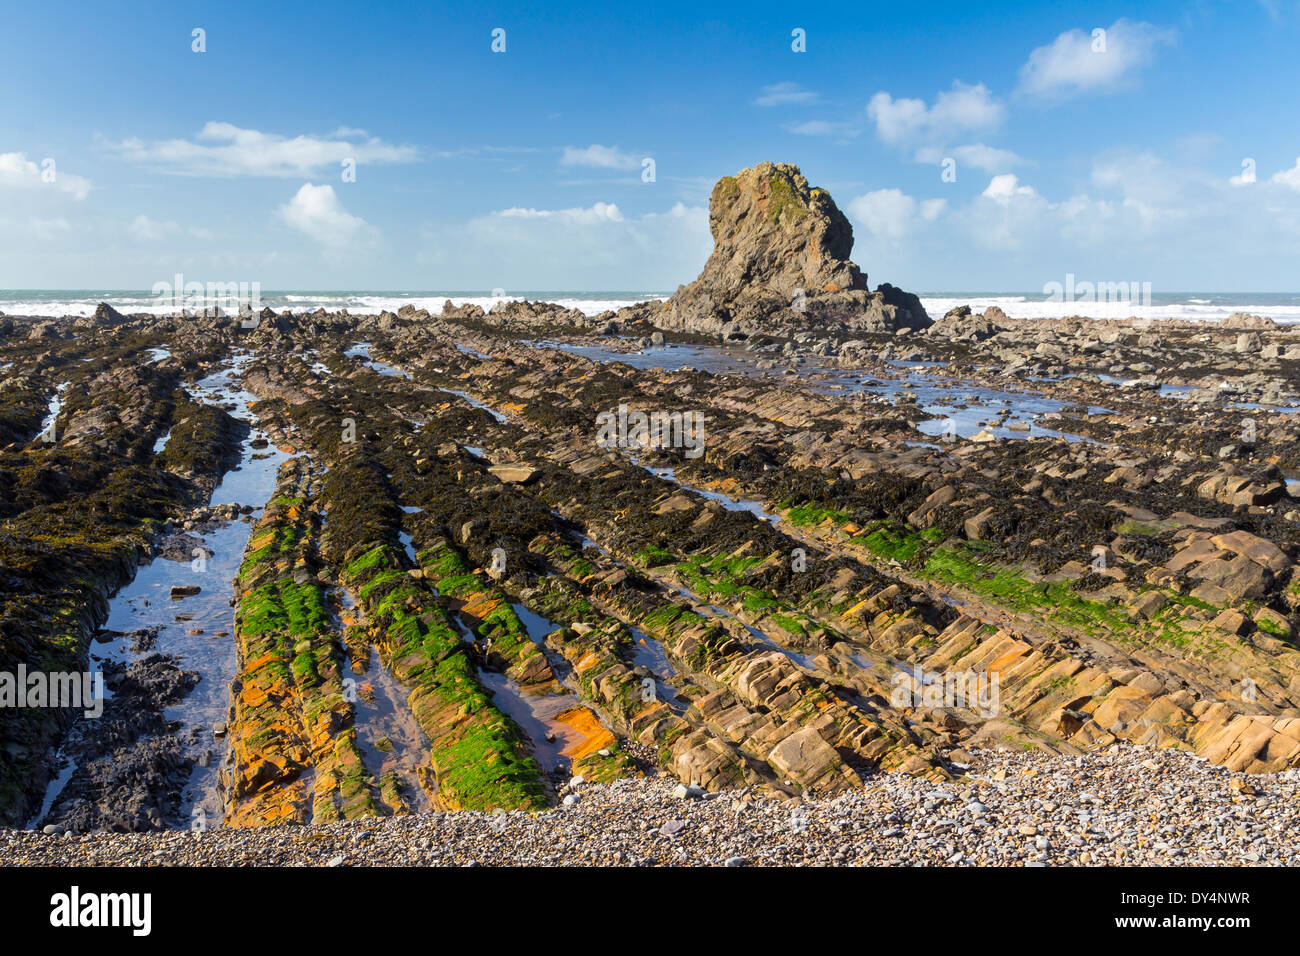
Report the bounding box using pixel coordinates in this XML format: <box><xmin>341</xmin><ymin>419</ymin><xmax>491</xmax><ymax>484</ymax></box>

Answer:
<box><xmin>0</xmin><ymin>293</ymin><xmax>668</xmax><ymax>319</ymax></box>
<box><xmin>2</xmin><ymin>291</ymin><xmax>1297</xmax><ymax>323</ymax></box>
<box><xmin>918</xmin><ymin>295</ymin><xmax>1300</xmax><ymax>325</ymax></box>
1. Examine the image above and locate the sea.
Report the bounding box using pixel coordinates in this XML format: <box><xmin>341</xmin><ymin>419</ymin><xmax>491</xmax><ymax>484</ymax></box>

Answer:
<box><xmin>2</xmin><ymin>290</ymin><xmax>1300</xmax><ymax>324</ymax></box>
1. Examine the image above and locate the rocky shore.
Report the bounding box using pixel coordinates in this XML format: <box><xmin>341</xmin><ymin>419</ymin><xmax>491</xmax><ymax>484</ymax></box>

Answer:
<box><xmin>2</xmin><ymin>163</ymin><xmax>1299</xmax><ymax>864</ymax></box>
<box><xmin>5</xmin><ymin>744</ymin><xmax>1295</xmax><ymax>866</ymax></box>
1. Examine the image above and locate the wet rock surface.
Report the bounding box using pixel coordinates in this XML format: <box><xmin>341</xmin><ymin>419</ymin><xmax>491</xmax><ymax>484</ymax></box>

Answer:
<box><xmin>2</xmin><ymin>273</ymin><xmax>1300</xmax><ymax>862</ymax></box>
<box><xmin>38</xmin><ymin>654</ymin><xmax>200</xmax><ymax>834</ymax></box>
<box><xmin>0</xmin><ymin>325</ymin><xmax>245</xmax><ymax>825</ymax></box>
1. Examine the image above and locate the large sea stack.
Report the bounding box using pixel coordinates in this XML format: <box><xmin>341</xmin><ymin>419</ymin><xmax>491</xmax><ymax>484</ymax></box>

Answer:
<box><xmin>656</xmin><ymin>161</ymin><xmax>930</xmax><ymax>336</ymax></box>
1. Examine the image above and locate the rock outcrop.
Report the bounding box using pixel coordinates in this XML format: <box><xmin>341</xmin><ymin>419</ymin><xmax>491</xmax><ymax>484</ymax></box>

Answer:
<box><xmin>926</xmin><ymin>304</ymin><xmax>1010</xmax><ymax>342</ymax></box>
<box><xmin>92</xmin><ymin>302</ymin><xmax>126</xmax><ymax>325</ymax></box>
<box><xmin>655</xmin><ymin>162</ymin><xmax>930</xmax><ymax>336</ymax></box>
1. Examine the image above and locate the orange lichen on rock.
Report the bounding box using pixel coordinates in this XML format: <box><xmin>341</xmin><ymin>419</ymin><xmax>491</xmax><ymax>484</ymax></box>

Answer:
<box><xmin>555</xmin><ymin>706</ymin><xmax>616</xmax><ymax>762</ymax></box>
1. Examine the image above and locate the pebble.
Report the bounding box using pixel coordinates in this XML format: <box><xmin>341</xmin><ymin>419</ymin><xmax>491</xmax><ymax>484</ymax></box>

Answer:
<box><xmin>7</xmin><ymin>745</ymin><xmax>1297</xmax><ymax>867</ymax></box>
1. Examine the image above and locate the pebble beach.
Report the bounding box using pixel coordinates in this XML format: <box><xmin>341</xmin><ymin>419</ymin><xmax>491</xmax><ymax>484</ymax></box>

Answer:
<box><xmin>5</xmin><ymin>744</ymin><xmax>1294</xmax><ymax>867</ymax></box>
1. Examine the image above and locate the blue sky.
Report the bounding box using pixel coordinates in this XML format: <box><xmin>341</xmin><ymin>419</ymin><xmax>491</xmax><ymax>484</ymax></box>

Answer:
<box><xmin>2</xmin><ymin>0</ymin><xmax>1299</xmax><ymax>292</ymax></box>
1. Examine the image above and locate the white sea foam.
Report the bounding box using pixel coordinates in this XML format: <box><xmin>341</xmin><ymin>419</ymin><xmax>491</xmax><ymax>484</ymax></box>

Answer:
<box><xmin>0</xmin><ymin>292</ymin><xmax>668</xmax><ymax>318</ymax></box>
<box><xmin>918</xmin><ymin>295</ymin><xmax>1300</xmax><ymax>325</ymax></box>
<box><xmin>3</xmin><ymin>291</ymin><xmax>1298</xmax><ymax>323</ymax></box>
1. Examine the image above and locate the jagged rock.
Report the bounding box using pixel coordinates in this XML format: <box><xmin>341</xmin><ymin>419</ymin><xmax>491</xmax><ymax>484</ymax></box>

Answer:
<box><xmin>927</xmin><ymin>308</ymin><xmax>1006</xmax><ymax>342</ymax></box>
<box><xmin>654</xmin><ymin>162</ymin><xmax>930</xmax><ymax>336</ymax></box>
<box><xmin>92</xmin><ymin>302</ymin><xmax>125</xmax><ymax>325</ymax></box>
<box><xmin>878</xmin><ymin>284</ymin><xmax>929</xmax><ymax>328</ymax></box>
<box><xmin>397</xmin><ymin>304</ymin><xmax>430</xmax><ymax>321</ymax></box>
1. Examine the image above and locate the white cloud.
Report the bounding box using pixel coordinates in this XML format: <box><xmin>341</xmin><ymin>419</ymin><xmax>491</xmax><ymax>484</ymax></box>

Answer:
<box><xmin>754</xmin><ymin>82</ymin><xmax>819</xmax><ymax>107</ymax></box>
<box><xmin>108</xmin><ymin>123</ymin><xmax>417</xmax><ymax>177</ymax></box>
<box><xmin>1270</xmin><ymin>157</ymin><xmax>1300</xmax><ymax>189</ymax></box>
<box><xmin>1055</xmin><ymin>193</ymin><xmax>1122</xmax><ymax>245</ymax></box>
<box><xmin>560</xmin><ymin>145</ymin><xmax>641</xmax><ymax>170</ymax></box>
<box><xmin>497</xmin><ymin>202</ymin><xmax>625</xmax><ymax>223</ymax></box>
<box><xmin>1087</xmin><ymin>153</ymin><xmax>1220</xmax><ymax>230</ymax></box>
<box><xmin>277</xmin><ymin>183</ymin><xmax>371</xmax><ymax>247</ymax></box>
<box><xmin>982</xmin><ymin>173</ymin><xmax>1040</xmax><ymax>205</ymax></box>
<box><xmin>919</xmin><ymin>199</ymin><xmax>947</xmax><ymax>221</ymax></box>
<box><xmin>847</xmin><ymin>188</ymin><xmax>946</xmax><ymax>240</ymax></box>
<box><xmin>1017</xmin><ymin>19</ymin><xmax>1176</xmax><ymax>99</ymax></box>
<box><xmin>960</xmin><ymin>175</ymin><xmax>1054</xmax><ymax>251</ymax></box>
<box><xmin>952</xmin><ymin>143</ymin><xmax>1023</xmax><ymax>173</ymax></box>
<box><xmin>0</xmin><ymin>152</ymin><xmax>92</xmax><ymax>199</ymax></box>
<box><xmin>913</xmin><ymin>143</ymin><xmax>1023</xmax><ymax>174</ymax></box>
<box><xmin>950</xmin><ymin>154</ymin><xmax>1284</xmax><ymax>256</ymax></box>
<box><xmin>867</xmin><ymin>82</ymin><xmax>1004</xmax><ymax>146</ymax></box>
